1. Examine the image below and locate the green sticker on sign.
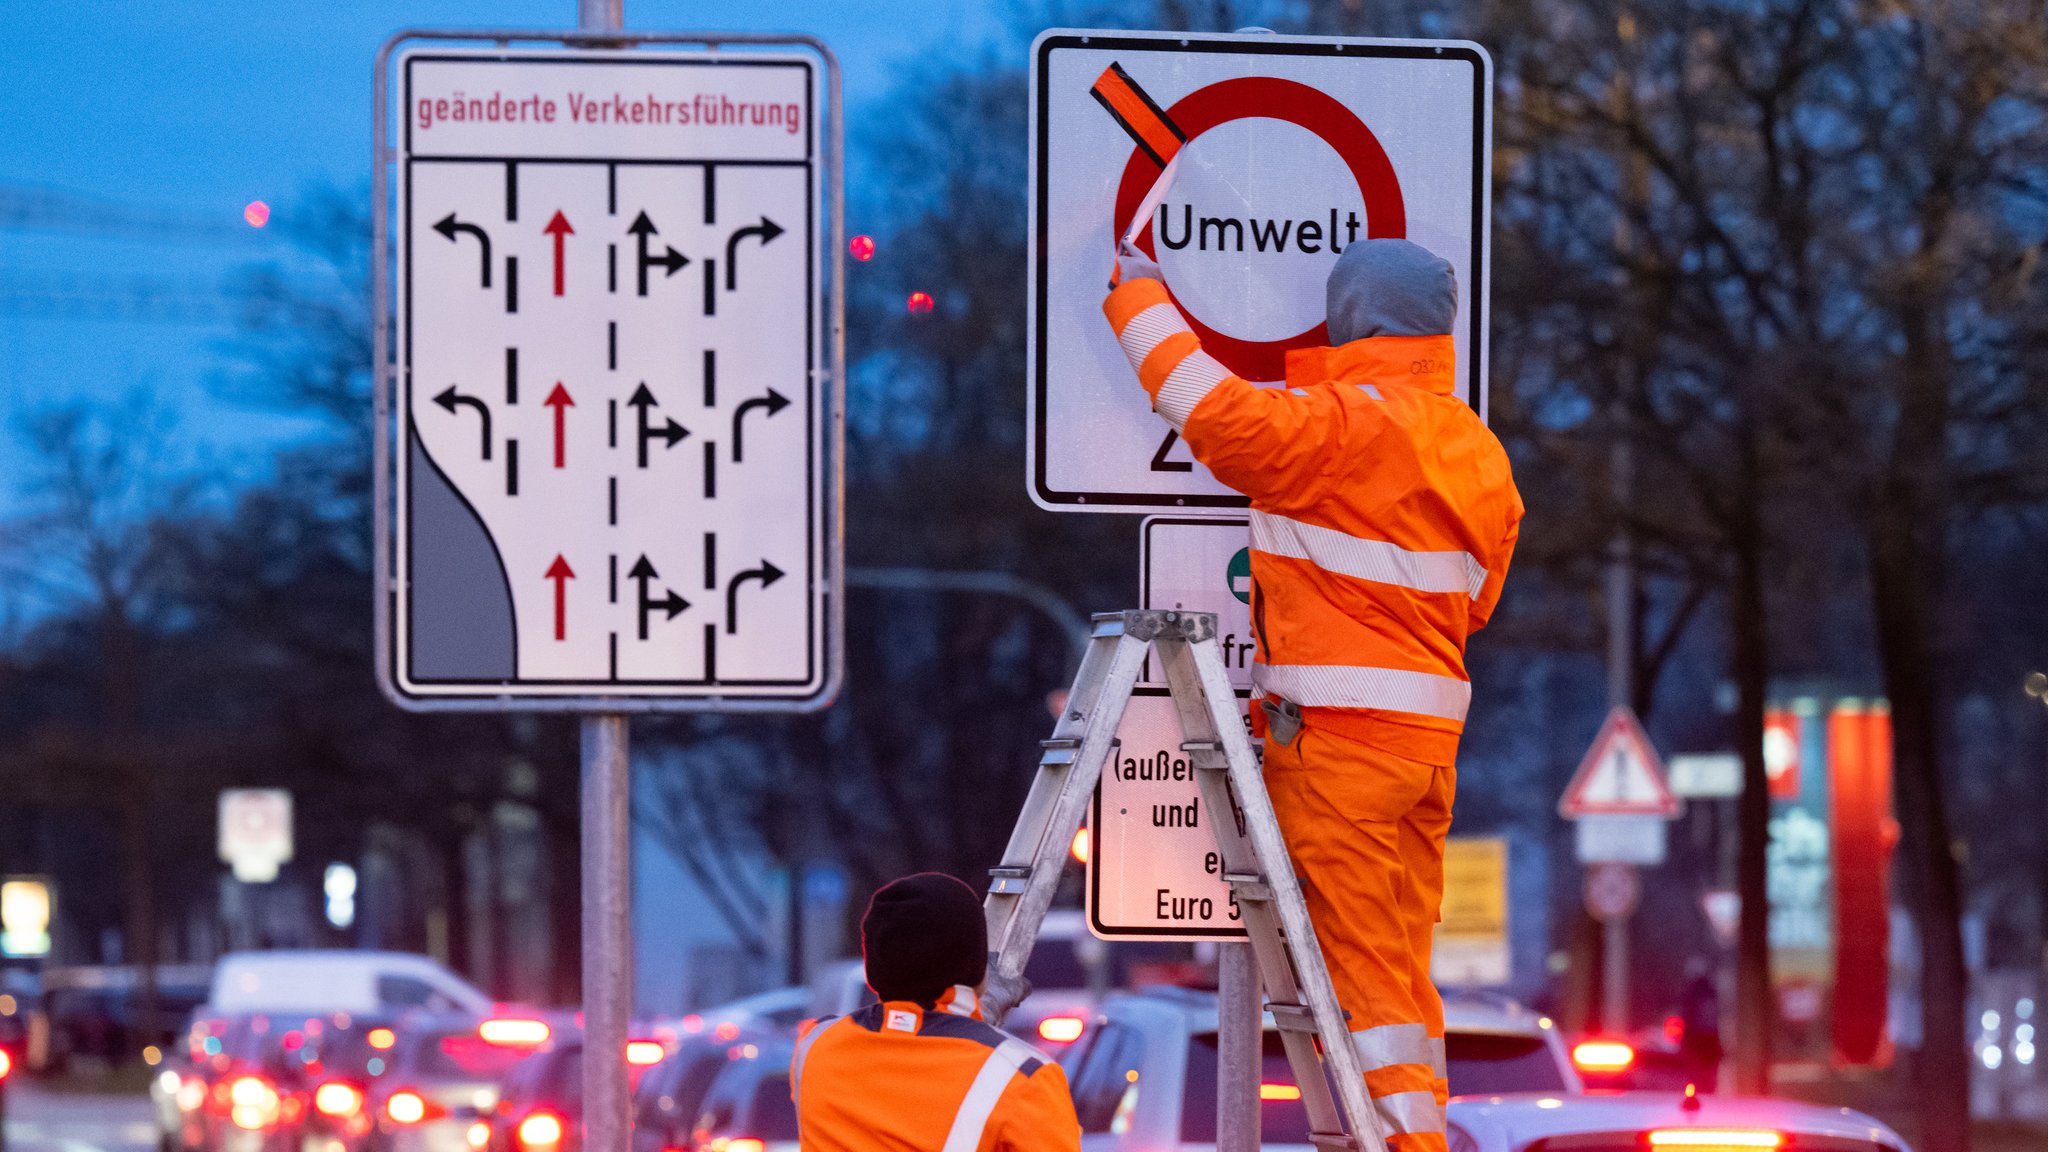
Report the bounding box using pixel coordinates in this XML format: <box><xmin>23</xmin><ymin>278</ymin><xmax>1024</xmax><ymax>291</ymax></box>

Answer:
<box><xmin>1227</xmin><ymin>547</ymin><xmax>1252</xmax><ymax>605</ymax></box>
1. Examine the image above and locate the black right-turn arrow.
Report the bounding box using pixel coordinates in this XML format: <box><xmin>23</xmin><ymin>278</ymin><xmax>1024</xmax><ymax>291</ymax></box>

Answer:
<box><xmin>725</xmin><ymin>559</ymin><xmax>785</xmax><ymax>634</ymax></box>
<box><xmin>723</xmin><ymin>216</ymin><xmax>785</xmax><ymax>291</ymax></box>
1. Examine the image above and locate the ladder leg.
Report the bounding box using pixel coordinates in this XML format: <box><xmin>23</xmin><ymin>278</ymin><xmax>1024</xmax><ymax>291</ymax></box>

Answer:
<box><xmin>1155</xmin><ymin>615</ymin><xmax>1391</xmax><ymax>1152</ymax></box>
<box><xmin>980</xmin><ymin>611</ymin><xmax>1156</xmax><ymax>1024</ymax></box>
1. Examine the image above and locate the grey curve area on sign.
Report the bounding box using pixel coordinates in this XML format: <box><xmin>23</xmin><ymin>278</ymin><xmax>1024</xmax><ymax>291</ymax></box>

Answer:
<box><xmin>408</xmin><ymin>430</ymin><xmax>515</xmax><ymax>681</ymax></box>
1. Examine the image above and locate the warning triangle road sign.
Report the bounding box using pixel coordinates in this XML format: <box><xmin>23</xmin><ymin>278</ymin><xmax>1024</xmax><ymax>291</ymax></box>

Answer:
<box><xmin>1558</xmin><ymin>707</ymin><xmax>1682</xmax><ymax>819</ymax></box>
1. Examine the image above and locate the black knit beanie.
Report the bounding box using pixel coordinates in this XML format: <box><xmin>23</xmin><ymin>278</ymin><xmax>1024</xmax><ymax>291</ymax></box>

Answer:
<box><xmin>861</xmin><ymin>873</ymin><xmax>988</xmax><ymax>1004</ymax></box>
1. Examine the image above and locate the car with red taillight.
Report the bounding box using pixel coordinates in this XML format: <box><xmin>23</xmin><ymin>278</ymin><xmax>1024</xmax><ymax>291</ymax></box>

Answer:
<box><xmin>485</xmin><ymin>1031</ymin><xmax>662</xmax><ymax>1152</ymax></box>
<box><xmin>683</xmin><ymin>1037</ymin><xmax>797</xmax><ymax>1152</ymax></box>
<box><xmin>1444</xmin><ymin>1090</ymin><xmax>1909</xmax><ymax>1152</ymax></box>
<box><xmin>631</xmin><ymin>1033</ymin><xmax>769</xmax><ymax>1152</ymax></box>
<box><xmin>363</xmin><ymin>1015</ymin><xmax>542</xmax><ymax>1152</ymax></box>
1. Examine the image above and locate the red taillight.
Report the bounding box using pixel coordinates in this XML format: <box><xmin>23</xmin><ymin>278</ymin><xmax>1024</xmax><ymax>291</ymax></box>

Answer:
<box><xmin>1037</xmin><ymin>1016</ymin><xmax>1085</xmax><ymax>1044</ymax></box>
<box><xmin>466</xmin><ymin>1122</ymin><xmax>492</xmax><ymax>1150</ymax></box>
<box><xmin>1571</xmin><ymin>1039</ymin><xmax>1636</xmax><ymax>1072</ymax></box>
<box><xmin>706</xmin><ymin>1139</ymin><xmax>764</xmax><ymax>1152</ymax></box>
<box><xmin>314</xmin><ymin>1082</ymin><xmax>364</xmax><ymax>1117</ymax></box>
<box><xmin>849</xmin><ymin>235</ymin><xmax>875</xmax><ymax>262</ymax></box>
<box><xmin>907</xmin><ymin>291</ymin><xmax>934</xmax><ymax>315</ymax></box>
<box><xmin>1646</xmin><ymin>1131</ymin><xmax>1783</xmax><ymax>1149</ymax></box>
<box><xmin>0</xmin><ymin>1050</ymin><xmax>11</xmax><ymax>1080</ymax></box>
<box><xmin>1069</xmin><ymin>828</ymin><xmax>1090</xmax><ymax>864</ymax></box>
<box><xmin>228</xmin><ymin>1076</ymin><xmax>281</xmax><ymax>1130</ymax></box>
<box><xmin>626</xmin><ymin>1039</ymin><xmax>666</xmax><ymax>1066</ymax></box>
<box><xmin>386</xmin><ymin>1090</ymin><xmax>437</xmax><ymax>1125</ymax></box>
<box><xmin>1259</xmin><ymin>1083</ymin><xmax>1301</xmax><ymax>1101</ymax></box>
<box><xmin>517</xmin><ymin>1112</ymin><xmax>565</xmax><ymax>1150</ymax></box>
<box><xmin>480</xmin><ymin>1018</ymin><xmax>551</xmax><ymax>1048</ymax></box>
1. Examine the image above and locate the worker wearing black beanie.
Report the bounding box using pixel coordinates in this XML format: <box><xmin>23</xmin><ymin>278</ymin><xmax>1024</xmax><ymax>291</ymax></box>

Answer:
<box><xmin>861</xmin><ymin>872</ymin><xmax>988</xmax><ymax>1005</ymax></box>
<box><xmin>792</xmin><ymin>873</ymin><xmax>1080</xmax><ymax>1152</ymax></box>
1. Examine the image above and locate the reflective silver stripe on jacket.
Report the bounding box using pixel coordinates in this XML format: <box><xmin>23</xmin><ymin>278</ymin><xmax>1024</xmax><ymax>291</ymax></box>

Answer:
<box><xmin>1114</xmin><ymin>302</ymin><xmax>1189</xmax><ymax>372</ymax></box>
<box><xmin>1372</xmin><ymin>1088</ymin><xmax>1447</xmax><ymax>1136</ymax></box>
<box><xmin>1254</xmin><ymin>663</ymin><xmax>1472</xmax><ymax>722</ymax></box>
<box><xmin>790</xmin><ymin>1017</ymin><xmax>835</xmax><ymax>1107</ymax></box>
<box><xmin>1154</xmin><ymin>349</ymin><xmax>1232</xmax><ymax>432</ymax></box>
<box><xmin>938</xmin><ymin>1039</ymin><xmax>1039</xmax><ymax>1152</ymax></box>
<box><xmin>1352</xmin><ymin>1022</ymin><xmax>1434</xmax><ymax>1071</ymax></box>
<box><xmin>1430</xmin><ymin>1035</ymin><xmax>1447</xmax><ymax>1080</ymax></box>
<box><xmin>1251</xmin><ymin>510</ymin><xmax>1488</xmax><ymax>599</ymax></box>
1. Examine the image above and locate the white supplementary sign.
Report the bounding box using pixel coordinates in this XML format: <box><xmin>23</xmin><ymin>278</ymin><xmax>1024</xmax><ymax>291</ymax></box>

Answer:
<box><xmin>1574</xmin><ymin>814</ymin><xmax>1667</xmax><ymax>866</ymax></box>
<box><xmin>1028</xmin><ymin>29</ymin><xmax>1492</xmax><ymax>513</ymax></box>
<box><xmin>389</xmin><ymin>49</ymin><xmax>836</xmax><ymax>706</ymax></box>
<box><xmin>1558</xmin><ymin>707</ymin><xmax>1682</xmax><ymax>819</ymax></box>
<box><xmin>1087</xmin><ymin>695</ymin><xmax>1252</xmax><ymax>941</ymax></box>
<box><xmin>1669</xmin><ymin>752</ymin><xmax>1742</xmax><ymax>798</ymax></box>
<box><xmin>1089</xmin><ymin>517</ymin><xmax>1255</xmax><ymax>941</ymax></box>
<box><xmin>1138</xmin><ymin>516</ymin><xmax>1254</xmax><ymax>692</ymax></box>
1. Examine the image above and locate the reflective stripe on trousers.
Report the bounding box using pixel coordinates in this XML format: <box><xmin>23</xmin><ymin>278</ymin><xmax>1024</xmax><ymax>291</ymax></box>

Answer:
<box><xmin>939</xmin><ymin>1039</ymin><xmax>1039</xmax><ymax>1152</ymax></box>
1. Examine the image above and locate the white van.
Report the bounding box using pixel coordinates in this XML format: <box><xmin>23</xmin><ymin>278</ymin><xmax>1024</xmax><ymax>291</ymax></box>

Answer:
<box><xmin>206</xmin><ymin>951</ymin><xmax>491</xmax><ymax>1016</ymax></box>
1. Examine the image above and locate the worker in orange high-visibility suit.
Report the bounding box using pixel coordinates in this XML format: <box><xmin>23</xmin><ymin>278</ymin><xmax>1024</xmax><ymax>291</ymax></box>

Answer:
<box><xmin>790</xmin><ymin>873</ymin><xmax>1080</xmax><ymax>1152</ymax></box>
<box><xmin>1104</xmin><ymin>239</ymin><xmax>1522</xmax><ymax>1152</ymax></box>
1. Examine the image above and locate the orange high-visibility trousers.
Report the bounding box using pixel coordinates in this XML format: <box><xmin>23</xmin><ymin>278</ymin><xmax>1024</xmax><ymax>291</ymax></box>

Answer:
<box><xmin>1264</xmin><ymin>723</ymin><xmax>1455</xmax><ymax>1152</ymax></box>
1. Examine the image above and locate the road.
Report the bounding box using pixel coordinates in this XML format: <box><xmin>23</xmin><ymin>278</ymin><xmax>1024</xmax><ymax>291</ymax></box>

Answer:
<box><xmin>2</xmin><ymin>1083</ymin><xmax>157</xmax><ymax>1152</ymax></box>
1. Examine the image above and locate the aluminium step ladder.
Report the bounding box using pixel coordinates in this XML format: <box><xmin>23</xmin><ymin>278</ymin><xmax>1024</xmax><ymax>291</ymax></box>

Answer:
<box><xmin>979</xmin><ymin>610</ymin><xmax>1387</xmax><ymax>1152</ymax></box>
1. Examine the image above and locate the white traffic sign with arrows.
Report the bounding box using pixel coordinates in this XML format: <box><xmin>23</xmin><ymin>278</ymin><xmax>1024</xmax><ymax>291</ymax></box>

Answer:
<box><xmin>383</xmin><ymin>48</ymin><xmax>839</xmax><ymax>708</ymax></box>
<box><xmin>1558</xmin><ymin>706</ymin><xmax>1682</xmax><ymax>819</ymax></box>
<box><xmin>1028</xmin><ymin>29</ymin><xmax>1492</xmax><ymax>513</ymax></box>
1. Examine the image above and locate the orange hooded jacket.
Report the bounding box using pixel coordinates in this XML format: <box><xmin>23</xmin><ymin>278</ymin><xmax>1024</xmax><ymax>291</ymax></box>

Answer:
<box><xmin>1103</xmin><ymin>276</ymin><xmax>1522</xmax><ymax>763</ymax></box>
<box><xmin>790</xmin><ymin>991</ymin><xmax>1080</xmax><ymax>1152</ymax></box>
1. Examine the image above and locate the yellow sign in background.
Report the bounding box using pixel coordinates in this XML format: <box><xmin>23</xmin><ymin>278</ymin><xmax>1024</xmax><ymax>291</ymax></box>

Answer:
<box><xmin>1433</xmin><ymin>836</ymin><xmax>1510</xmax><ymax>986</ymax></box>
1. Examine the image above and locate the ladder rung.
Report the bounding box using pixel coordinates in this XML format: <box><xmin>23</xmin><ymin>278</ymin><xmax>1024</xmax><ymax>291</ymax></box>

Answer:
<box><xmin>1309</xmin><ymin>1132</ymin><xmax>1358</xmax><ymax>1152</ymax></box>
<box><xmin>1223</xmin><ymin>873</ymin><xmax>1273</xmax><ymax>902</ymax></box>
<box><xmin>987</xmin><ymin>866</ymin><xmax>1031</xmax><ymax>895</ymax></box>
<box><xmin>1089</xmin><ymin>615</ymin><xmax>1126</xmax><ymax>637</ymax></box>
<box><xmin>1039</xmin><ymin>738</ymin><xmax>1081</xmax><ymax>766</ymax></box>
<box><xmin>1268</xmin><ymin>1002</ymin><xmax>1317</xmax><ymax>1033</ymax></box>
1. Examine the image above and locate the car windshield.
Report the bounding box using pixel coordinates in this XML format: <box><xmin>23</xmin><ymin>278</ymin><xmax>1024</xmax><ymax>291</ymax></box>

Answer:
<box><xmin>411</xmin><ymin>1029</ymin><xmax>533</xmax><ymax>1080</ymax></box>
<box><xmin>1180</xmin><ymin>1033</ymin><xmax>1316</xmax><ymax>1145</ymax></box>
<box><xmin>1024</xmin><ymin>940</ymin><xmax>1194</xmax><ymax>992</ymax></box>
<box><xmin>1445</xmin><ymin>1031</ymin><xmax>1566</xmax><ymax>1095</ymax></box>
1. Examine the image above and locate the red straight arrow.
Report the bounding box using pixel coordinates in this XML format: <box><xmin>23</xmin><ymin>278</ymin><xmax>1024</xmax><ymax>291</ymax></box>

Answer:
<box><xmin>544</xmin><ymin>382</ymin><xmax>575</xmax><ymax>467</ymax></box>
<box><xmin>545</xmin><ymin>554</ymin><xmax>575</xmax><ymax>640</ymax></box>
<box><xmin>544</xmin><ymin>210</ymin><xmax>574</xmax><ymax>296</ymax></box>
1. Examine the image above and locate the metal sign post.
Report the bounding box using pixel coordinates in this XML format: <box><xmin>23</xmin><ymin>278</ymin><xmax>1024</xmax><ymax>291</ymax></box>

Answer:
<box><xmin>371</xmin><ymin>11</ymin><xmax>843</xmax><ymax>1152</ymax></box>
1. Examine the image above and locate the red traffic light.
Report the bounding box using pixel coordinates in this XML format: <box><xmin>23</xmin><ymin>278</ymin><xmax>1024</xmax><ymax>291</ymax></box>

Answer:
<box><xmin>906</xmin><ymin>291</ymin><xmax>934</xmax><ymax>315</ymax></box>
<box><xmin>849</xmin><ymin>235</ymin><xmax>875</xmax><ymax>262</ymax></box>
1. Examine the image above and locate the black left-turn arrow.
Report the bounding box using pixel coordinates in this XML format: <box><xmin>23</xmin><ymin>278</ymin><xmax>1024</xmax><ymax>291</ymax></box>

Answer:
<box><xmin>730</xmin><ymin>388</ymin><xmax>791</xmax><ymax>463</ymax></box>
<box><xmin>434</xmin><ymin>385</ymin><xmax>493</xmax><ymax>460</ymax></box>
<box><xmin>433</xmin><ymin>213</ymin><xmax>493</xmax><ymax>288</ymax></box>
<box><xmin>628</xmin><ymin>555</ymin><xmax>692</xmax><ymax>641</ymax></box>
<box><xmin>725</xmin><ymin>559</ymin><xmax>785</xmax><ymax>634</ymax></box>
<box><xmin>723</xmin><ymin>215</ymin><xmax>785</xmax><ymax>291</ymax></box>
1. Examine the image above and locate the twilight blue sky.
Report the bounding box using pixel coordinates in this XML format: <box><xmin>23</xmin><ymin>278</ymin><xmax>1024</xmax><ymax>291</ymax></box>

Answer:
<box><xmin>0</xmin><ymin>0</ymin><xmax>1016</xmax><ymax>504</ymax></box>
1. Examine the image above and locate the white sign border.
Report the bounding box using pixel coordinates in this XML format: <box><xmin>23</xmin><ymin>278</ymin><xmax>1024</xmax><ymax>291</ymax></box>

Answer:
<box><xmin>371</xmin><ymin>29</ymin><xmax>845</xmax><ymax>714</ymax></box>
<box><xmin>1026</xmin><ymin>28</ymin><xmax>1493</xmax><ymax>513</ymax></box>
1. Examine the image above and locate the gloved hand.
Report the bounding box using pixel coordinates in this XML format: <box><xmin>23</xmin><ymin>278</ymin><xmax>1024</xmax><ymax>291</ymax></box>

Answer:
<box><xmin>1110</xmin><ymin>244</ymin><xmax>1163</xmax><ymax>287</ymax></box>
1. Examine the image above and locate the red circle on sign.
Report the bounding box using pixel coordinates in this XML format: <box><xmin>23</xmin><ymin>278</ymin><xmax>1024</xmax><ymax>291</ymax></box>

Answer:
<box><xmin>1114</xmin><ymin>76</ymin><xmax>1406</xmax><ymax>381</ymax></box>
